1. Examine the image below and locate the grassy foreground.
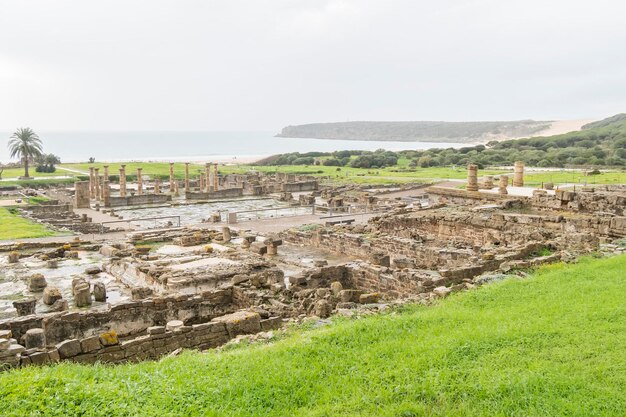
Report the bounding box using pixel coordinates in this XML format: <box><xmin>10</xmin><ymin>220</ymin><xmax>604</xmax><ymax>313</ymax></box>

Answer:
<box><xmin>0</xmin><ymin>207</ymin><xmax>57</xmax><ymax>240</ymax></box>
<box><xmin>1</xmin><ymin>256</ymin><xmax>625</xmax><ymax>416</ymax></box>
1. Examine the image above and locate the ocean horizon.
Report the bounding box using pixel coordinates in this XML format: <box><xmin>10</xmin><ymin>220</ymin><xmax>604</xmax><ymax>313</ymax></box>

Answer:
<box><xmin>0</xmin><ymin>131</ymin><xmax>465</xmax><ymax>164</ymax></box>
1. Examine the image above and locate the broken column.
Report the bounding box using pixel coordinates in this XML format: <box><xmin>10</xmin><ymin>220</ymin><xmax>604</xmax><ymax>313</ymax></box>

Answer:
<box><xmin>94</xmin><ymin>168</ymin><xmax>101</xmax><ymax>200</ymax></box>
<box><xmin>499</xmin><ymin>175</ymin><xmax>509</xmax><ymax>195</ymax></box>
<box><xmin>184</xmin><ymin>163</ymin><xmax>190</xmax><ymax>193</ymax></box>
<box><xmin>119</xmin><ymin>165</ymin><xmax>127</xmax><ymax>197</ymax></box>
<box><xmin>43</xmin><ymin>287</ymin><xmax>63</xmax><ymax>305</ymax></box>
<box><xmin>89</xmin><ymin>167</ymin><xmax>95</xmax><ymax>199</ymax></box>
<box><xmin>103</xmin><ymin>165</ymin><xmax>109</xmax><ymax>182</ymax></box>
<box><xmin>13</xmin><ymin>299</ymin><xmax>36</xmax><ymax>316</ymax></box>
<box><xmin>199</xmin><ymin>175</ymin><xmax>205</xmax><ymax>191</ymax></box>
<box><xmin>513</xmin><ymin>161</ymin><xmax>525</xmax><ymax>187</ymax></box>
<box><xmin>103</xmin><ymin>180</ymin><xmax>111</xmax><ymax>207</ymax></box>
<box><xmin>137</xmin><ymin>168</ymin><xmax>143</xmax><ymax>195</ymax></box>
<box><xmin>28</xmin><ymin>274</ymin><xmax>47</xmax><ymax>292</ymax></box>
<box><xmin>483</xmin><ymin>175</ymin><xmax>494</xmax><ymax>189</ymax></box>
<box><xmin>169</xmin><ymin>163</ymin><xmax>175</xmax><ymax>193</ymax></box>
<box><xmin>206</xmin><ymin>163</ymin><xmax>212</xmax><ymax>192</ymax></box>
<box><xmin>93</xmin><ymin>282</ymin><xmax>107</xmax><ymax>302</ymax></box>
<box><xmin>467</xmin><ymin>164</ymin><xmax>479</xmax><ymax>192</ymax></box>
<box><xmin>73</xmin><ymin>280</ymin><xmax>92</xmax><ymax>307</ymax></box>
<box><xmin>213</xmin><ymin>163</ymin><xmax>219</xmax><ymax>191</ymax></box>
<box><xmin>154</xmin><ymin>178</ymin><xmax>161</xmax><ymax>194</ymax></box>
<box><xmin>264</xmin><ymin>237</ymin><xmax>283</xmax><ymax>256</ymax></box>
<box><xmin>74</xmin><ymin>181</ymin><xmax>90</xmax><ymax>208</ymax></box>
<box><xmin>222</xmin><ymin>226</ymin><xmax>231</xmax><ymax>243</ymax></box>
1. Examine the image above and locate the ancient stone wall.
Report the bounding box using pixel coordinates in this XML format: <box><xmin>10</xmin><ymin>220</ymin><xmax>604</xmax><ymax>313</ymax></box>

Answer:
<box><xmin>0</xmin><ymin>288</ymin><xmax>239</xmax><ymax>345</ymax></box>
<box><xmin>74</xmin><ymin>181</ymin><xmax>90</xmax><ymax>208</ymax></box>
<box><xmin>282</xmin><ymin>181</ymin><xmax>319</xmax><ymax>192</ymax></box>
<box><xmin>186</xmin><ymin>188</ymin><xmax>244</xmax><ymax>200</ymax></box>
<box><xmin>106</xmin><ymin>194</ymin><xmax>172</xmax><ymax>208</ymax></box>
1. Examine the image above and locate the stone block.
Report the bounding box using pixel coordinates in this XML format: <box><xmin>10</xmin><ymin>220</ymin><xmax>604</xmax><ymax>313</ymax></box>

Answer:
<box><xmin>42</xmin><ymin>287</ymin><xmax>63</xmax><ymax>306</ymax></box>
<box><xmin>99</xmin><ymin>331</ymin><xmax>119</xmax><ymax>346</ymax></box>
<box><xmin>56</xmin><ymin>339</ymin><xmax>81</xmax><ymax>359</ymax></box>
<box><xmin>147</xmin><ymin>326</ymin><xmax>166</xmax><ymax>335</ymax></box>
<box><xmin>93</xmin><ymin>282</ymin><xmax>107</xmax><ymax>302</ymax></box>
<box><xmin>314</xmin><ymin>299</ymin><xmax>332</xmax><ymax>318</ymax></box>
<box><xmin>13</xmin><ymin>298</ymin><xmax>37</xmax><ymax>316</ymax></box>
<box><xmin>212</xmin><ymin>311</ymin><xmax>261</xmax><ymax>337</ymax></box>
<box><xmin>28</xmin><ymin>274</ymin><xmax>48</xmax><ymax>292</ymax></box>
<box><xmin>359</xmin><ymin>293</ymin><xmax>380</xmax><ymax>304</ymax></box>
<box><xmin>338</xmin><ymin>289</ymin><xmax>362</xmax><ymax>303</ymax></box>
<box><xmin>330</xmin><ymin>281</ymin><xmax>343</xmax><ymax>296</ymax></box>
<box><xmin>81</xmin><ymin>336</ymin><xmax>102</xmax><ymax>353</ymax></box>
<box><xmin>25</xmin><ymin>328</ymin><xmax>46</xmax><ymax>349</ymax></box>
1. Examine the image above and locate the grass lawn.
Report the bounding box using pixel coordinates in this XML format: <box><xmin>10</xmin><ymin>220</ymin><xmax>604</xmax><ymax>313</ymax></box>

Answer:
<box><xmin>1</xmin><ymin>255</ymin><xmax>624</xmax><ymax>416</ymax></box>
<box><xmin>60</xmin><ymin>162</ymin><xmax>205</xmax><ymax>179</ymax></box>
<box><xmin>0</xmin><ymin>207</ymin><xmax>57</xmax><ymax>240</ymax></box>
<box><xmin>0</xmin><ymin>167</ymin><xmax>70</xmax><ymax>179</ymax></box>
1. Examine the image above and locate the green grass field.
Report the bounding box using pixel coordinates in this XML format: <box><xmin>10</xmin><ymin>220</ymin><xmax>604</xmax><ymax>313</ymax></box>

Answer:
<box><xmin>0</xmin><ymin>207</ymin><xmax>57</xmax><ymax>240</ymax></box>
<box><xmin>1</xmin><ymin>255</ymin><xmax>624</xmax><ymax>416</ymax></box>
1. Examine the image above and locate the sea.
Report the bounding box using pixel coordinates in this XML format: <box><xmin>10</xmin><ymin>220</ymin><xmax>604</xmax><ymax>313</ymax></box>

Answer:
<box><xmin>0</xmin><ymin>131</ymin><xmax>464</xmax><ymax>163</ymax></box>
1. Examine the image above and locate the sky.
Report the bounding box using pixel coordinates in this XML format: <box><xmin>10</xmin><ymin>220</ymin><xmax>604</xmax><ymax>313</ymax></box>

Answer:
<box><xmin>1</xmin><ymin>0</ymin><xmax>625</xmax><ymax>131</ymax></box>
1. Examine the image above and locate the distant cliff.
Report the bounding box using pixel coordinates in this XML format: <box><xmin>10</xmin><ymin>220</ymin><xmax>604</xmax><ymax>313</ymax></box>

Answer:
<box><xmin>276</xmin><ymin>120</ymin><xmax>553</xmax><ymax>143</ymax></box>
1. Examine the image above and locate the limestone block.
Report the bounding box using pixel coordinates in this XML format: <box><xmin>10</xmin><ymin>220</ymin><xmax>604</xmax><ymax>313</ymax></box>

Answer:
<box><xmin>147</xmin><ymin>326</ymin><xmax>166</xmax><ymax>335</ymax></box>
<box><xmin>74</xmin><ymin>282</ymin><xmax>92</xmax><ymax>307</ymax></box>
<box><xmin>330</xmin><ymin>281</ymin><xmax>343</xmax><ymax>297</ymax></box>
<box><xmin>338</xmin><ymin>289</ymin><xmax>362</xmax><ymax>303</ymax></box>
<box><xmin>99</xmin><ymin>331</ymin><xmax>119</xmax><ymax>346</ymax></box>
<box><xmin>56</xmin><ymin>339</ymin><xmax>81</xmax><ymax>359</ymax></box>
<box><xmin>222</xmin><ymin>227</ymin><xmax>231</xmax><ymax>243</ymax></box>
<box><xmin>314</xmin><ymin>299</ymin><xmax>332</xmax><ymax>318</ymax></box>
<box><xmin>80</xmin><ymin>336</ymin><xmax>102</xmax><ymax>353</ymax></box>
<box><xmin>212</xmin><ymin>311</ymin><xmax>261</xmax><ymax>338</ymax></box>
<box><xmin>25</xmin><ymin>328</ymin><xmax>46</xmax><ymax>349</ymax></box>
<box><xmin>8</xmin><ymin>251</ymin><xmax>20</xmax><ymax>263</ymax></box>
<box><xmin>42</xmin><ymin>287</ymin><xmax>63</xmax><ymax>306</ymax></box>
<box><xmin>359</xmin><ymin>293</ymin><xmax>380</xmax><ymax>304</ymax></box>
<box><xmin>13</xmin><ymin>298</ymin><xmax>36</xmax><ymax>316</ymax></box>
<box><xmin>433</xmin><ymin>286</ymin><xmax>452</xmax><ymax>298</ymax></box>
<box><xmin>166</xmin><ymin>320</ymin><xmax>184</xmax><ymax>332</ymax></box>
<box><xmin>85</xmin><ymin>266</ymin><xmax>102</xmax><ymax>275</ymax></box>
<box><xmin>93</xmin><ymin>282</ymin><xmax>107</xmax><ymax>302</ymax></box>
<box><xmin>28</xmin><ymin>274</ymin><xmax>47</xmax><ymax>292</ymax></box>
<box><xmin>249</xmin><ymin>242</ymin><xmax>267</xmax><ymax>255</ymax></box>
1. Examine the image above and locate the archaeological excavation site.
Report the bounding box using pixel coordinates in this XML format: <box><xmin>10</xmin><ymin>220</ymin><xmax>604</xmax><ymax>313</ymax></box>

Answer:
<box><xmin>1</xmin><ymin>162</ymin><xmax>624</xmax><ymax>368</ymax></box>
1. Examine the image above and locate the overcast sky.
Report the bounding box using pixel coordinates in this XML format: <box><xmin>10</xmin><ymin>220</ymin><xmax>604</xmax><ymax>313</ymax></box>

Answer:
<box><xmin>1</xmin><ymin>0</ymin><xmax>625</xmax><ymax>131</ymax></box>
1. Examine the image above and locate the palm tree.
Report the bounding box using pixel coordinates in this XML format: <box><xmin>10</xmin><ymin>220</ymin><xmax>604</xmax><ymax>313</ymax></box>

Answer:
<box><xmin>8</xmin><ymin>128</ymin><xmax>43</xmax><ymax>178</ymax></box>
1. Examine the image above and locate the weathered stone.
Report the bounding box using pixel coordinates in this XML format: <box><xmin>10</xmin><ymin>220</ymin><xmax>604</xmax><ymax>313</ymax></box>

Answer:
<box><xmin>56</xmin><ymin>339</ymin><xmax>81</xmax><ymax>359</ymax></box>
<box><xmin>222</xmin><ymin>226</ymin><xmax>231</xmax><ymax>242</ymax></box>
<box><xmin>433</xmin><ymin>286</ymin><xmax>452</xmax><ymax>298</ymax></box>
<box><xmin>147</xmin><ymin>326</ymin><xmax>166</xmax><ymax>335</ymax></box>
<box><xmin>166</xmin><ymin>320</ymin><xmax>184</xmax><ymax>332</ymax></box>
<box><xmin>13</xmin><ymin>298</ymin><xmax>36</xmax><ymax>316</ymax></box>
<box><xmin>93</xmin><ymin>281</ymin><xmax>107</xmax><ymax>302</ymax></box>
<box><xmin>7</xmin><ymin>251</ymin><xmax>20</xmax><ymax>264</ymax></box>
<box><xmin>80</xmin><ymin>336</ymin><xmax>102</xmax><ymax>353</ymax></box>
<box><xmin>74</xmin><ymin>282</ymin><xmax>92</xmax><ymax>307</ymax></box>
<box><xmin>99</xmin><ymin>331</ymin><xmax>119</xmax><ymax>346</ymax></box>
<box><xmin>359</xmin><ymin>293</ymin><xmax>380</xmax><ymax>304</ymax></box>
<box><xmin>49</xmin><ymin>299</ymin><xmax>69</xmax><ymax>312</ymax></box>
<box><xmin>28</xmin><ymin>274</ymin><xmax>47</xmax><ymax>292</ymax></box>
<box><xmin>338</xmin><ymin>289</ymin><xmax>361</xmax><ymax>303</ymax></box>
<box><xmin>24</xmin><ymin>328</ymin><xmax>46</xmax><ymax>349</ymax></box>
<box><xmin>330</xmin><ymin>281</ymin><xmax>343</xmax><ymax>297</ymax></box>
<box><xmin>42</xmin><ymin>287</ymin><xmax>63</xmax><ymax>305</ymax></box>
<box><xmin>212</xmin><ymin>311</ymin><xmax>261</xmax><ymax>337</ymax></box>
<box><xmin>85</xmin><ymin>266</ymin><xmax>102</xmax><ymax>275</ymax></box>
<box><xmin>313</xmin><ymin>299</ymin><xmax>332</xmax><ymax>318</ymax></box>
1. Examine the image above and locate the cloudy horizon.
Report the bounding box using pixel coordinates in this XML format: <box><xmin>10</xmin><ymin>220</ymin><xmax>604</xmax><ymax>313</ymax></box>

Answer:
<box><xmin>1</xmin><ymin>0</ymin><xmax>625</xmax><ymax>132</ymax></box>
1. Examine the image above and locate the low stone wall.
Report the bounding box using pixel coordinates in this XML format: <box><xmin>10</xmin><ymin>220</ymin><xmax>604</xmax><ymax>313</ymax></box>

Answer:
<box><xmin>0</xmin><ymin>288</ymin><xmax>240</xmax><ymax>346</ymax></box>
<box><xmin>282</xmin><ymin>181</ymin><xmax>318</xmax><ymax>192</ymax></box>
<box><xmin>531</xmin><ymin>188</ymin><xmax>626</xmax><ymax>215</ymax></box>
<box><xmin>107</xmin><ymin>194</ymin><xmax>172</xmax><ymax>208</ymax></box>
<box><xmin>186</xmin><ymin>188</ymin><xmax>244</xmax><ymax>200</ymax></box>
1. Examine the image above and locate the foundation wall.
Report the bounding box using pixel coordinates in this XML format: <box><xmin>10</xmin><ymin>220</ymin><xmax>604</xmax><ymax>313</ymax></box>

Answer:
<box><xmin>186</xmin><ymin>188</ymin><xmax>244</xmax><ymax>200</ymax></box>
<box><xmin>107</xmin><ymin>194</ymin><xmax>172</xmax><ymax>207</ymax></box>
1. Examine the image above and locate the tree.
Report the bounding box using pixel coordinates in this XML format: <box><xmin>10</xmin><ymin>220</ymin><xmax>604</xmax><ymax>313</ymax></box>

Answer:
<box><xmin>8</xmin><ymin>128</ymin><xmax>43</xmax><ymax>178</ymax></box>
<box><xmin>35</xmin><ymin>153</ymin><xmax>61</xmax><ymax>173</ymax></box>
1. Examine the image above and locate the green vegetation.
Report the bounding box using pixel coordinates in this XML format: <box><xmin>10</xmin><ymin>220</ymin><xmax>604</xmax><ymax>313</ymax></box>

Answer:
<box><xmin>7</xmin><ymin>127</ymin><xmax>44</xmax><ymax>178</ymax></box>
<box><xmin>266</xmin><ymin>114</ymin><xmax>626</xmax><ymax>170</ymax></box>
<box><xmin>0</xmin><ymin>207</ymin><xmax>57</xmax><ymax>240</ymax></box>
<box><xmin>277</xmin><ymin>120</ymin><xmax>552</xmax><ymax>142</ymax></box>
<box><xmin>1</xmin><ymin>255</ymin><xmax>624</xmax><ymax>416</ymax></box>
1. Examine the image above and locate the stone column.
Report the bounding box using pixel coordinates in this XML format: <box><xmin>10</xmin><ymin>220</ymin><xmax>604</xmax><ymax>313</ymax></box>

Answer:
<box><xmin>119</xmin><ymin>165</ymin><xmax>127</xmax><ymax>197</ymax></box>
<box><xmin>184</xmin><ymin>163</ymin><xmax>190</xmax><ymax>193</ymax></box>
<box><xmin>169</xmin><ymin>163</ymin><xmax>175</xmax><ymax>193</ymax></box>
<box><xmin>103</xmin><ymin>180</ymin><xmax>111</xmax><ymax>207</ymax></box>
<box><xmin>89</xmin><ymin>167</ymin><xmax>95</xmax><ymax>199</ymax></box>
<box><xmin>499</xmin><ymin>175</ymin><xmax>509</xmax><ymax>195</ymax></box>
<box><xmin>213</xmin><ymin>163</ymin><xmax>219</xmax><ymax>191</ymax></box>
<box><xmin>94</xmin><ymin>168</ymin><xmax>101</xmax><ymax>200</ymax></box>
<box><xmin>199</xmin><ymin>175</ymin><xmax>205</xmax><ymax>191</ymax></box>
<box><xmin>513</xmin><ymin>161</ymin><xmax>524</xmax><ymax>187</ymax></box>
<box><xmin>103</xmin><ymin>165</ymin><xmax>109</xmax><ymax>182</ymax></box>
<box><xmin>74</xmin><ymin>181</ymin><xmax>90</xmax><ymax>208</ymax></box>
<box><xmin>483</xmin><ymin>175</ymin><xmax>494</xmax><ymax>189</ymax></box>
<box><xmin>154</xmin><ymin>178</ymin><xmax>161</xmax><ymax>194</ymax></box>
<box><xmin>466</xmin><ymin>164</ymin><xmax>479</xmax><ymax>192</ymax></box>
<box><xmin>206</xmin><ymin>163</ymin><xmax>212</xmax><ymax>192</ymax></box>
<box><xmin>137</xmin><ymin>168</ymin><xmax>143</xmax><ymax>195</ymax></box>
